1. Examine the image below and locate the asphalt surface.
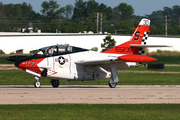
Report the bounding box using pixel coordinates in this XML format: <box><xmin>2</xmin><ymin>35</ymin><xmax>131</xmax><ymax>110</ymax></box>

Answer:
<box><xmin>0</xmin><ymin>85</ymin><xmax>180</xmax><ymax>104</ymax></box>
<box><xmin>1</xmin><ymin>64</ymin><xmax>180</xmax><ymax>104</ymax></box>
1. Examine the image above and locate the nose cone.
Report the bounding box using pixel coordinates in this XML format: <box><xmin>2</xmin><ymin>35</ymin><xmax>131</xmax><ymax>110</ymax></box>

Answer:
<box><xmin>6</xmin><ymin>56</ymin><xmax>16</xmax><ymax>62</ymax></box>
<box><xmin>6</xmin><ymin>55</ymin><xmax>28</xmax><ymax>62</ymax></box>
<box><xmin>14</xmin><ymin>55</ymin><xmax>34</xmax><ymax>68</ymax></box>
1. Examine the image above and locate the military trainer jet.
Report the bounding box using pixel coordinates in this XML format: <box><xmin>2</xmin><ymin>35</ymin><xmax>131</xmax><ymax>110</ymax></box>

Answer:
<box><xmin>6</xmin><ymin>19</ymin><xmax>168</xmax><ymax>88</ymax></box>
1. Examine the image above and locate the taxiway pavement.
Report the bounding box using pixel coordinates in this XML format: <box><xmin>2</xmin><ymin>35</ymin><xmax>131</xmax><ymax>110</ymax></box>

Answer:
<box><xmin>0</xmin><ymin>85</ymin><xmax>180</xmax><ymax>104</ymax></box>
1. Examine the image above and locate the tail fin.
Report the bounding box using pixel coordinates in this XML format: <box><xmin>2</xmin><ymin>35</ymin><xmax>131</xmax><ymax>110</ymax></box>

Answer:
<box><xmin>103</xmin><ymin>19</ymin><xmax>150</xmax><ymax>55</ymax></box>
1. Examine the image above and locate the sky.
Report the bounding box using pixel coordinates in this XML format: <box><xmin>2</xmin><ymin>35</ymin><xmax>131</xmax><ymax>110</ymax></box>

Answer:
<box><xmin>0</xmin><ymin>0</ymin><xmax>180</xmax><ymax>16</ymax></box>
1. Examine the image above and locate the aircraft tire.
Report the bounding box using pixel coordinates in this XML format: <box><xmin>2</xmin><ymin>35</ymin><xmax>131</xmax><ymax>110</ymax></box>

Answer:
<box><xmin>109</xmin><ymin>82</ymin><xmax>117</xmax><ymax>88</ymax></box>
<box><xmin>51</xmin><ymin>80</ymin><xmax>59</xmax><ymax>88</ymax></box>
<box><xmin>34</xmin><ymin>81</ymin><xmax>41</xmax><ymax>88</ymax></box>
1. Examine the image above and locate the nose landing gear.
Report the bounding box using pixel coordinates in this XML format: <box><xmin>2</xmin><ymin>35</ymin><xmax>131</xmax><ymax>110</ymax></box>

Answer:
<box><xmin>34</xmin><ymin>76</ymin><xmax>41</xmax><ymax>88</ymax></box>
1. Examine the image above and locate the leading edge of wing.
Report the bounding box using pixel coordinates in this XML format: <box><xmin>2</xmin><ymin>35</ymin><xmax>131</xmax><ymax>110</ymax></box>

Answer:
<box><xmin>130</xmin><ymin>44</ymin><xmax>172</xmax><ymax>48</ymax></box>
<box><xmin>75</xmin><ymin>58</ymin><xmax>120</xmax><ymax>65</ymax></box>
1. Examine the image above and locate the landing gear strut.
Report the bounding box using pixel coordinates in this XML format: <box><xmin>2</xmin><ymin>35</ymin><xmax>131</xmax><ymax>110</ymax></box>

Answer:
<box><xmin>51</xmin><ymin>79</ymin><xmax>59</xmax><ymax>88</ymax></box>
<box><xmin>34</xmin><ymin>76</ymin><xmax>41</xmax><ymax>88</ymax></box>
<box><xmin>109</xmin><ymin>63</ymin><xmax>119</xmax><ymax>88</ymax></box>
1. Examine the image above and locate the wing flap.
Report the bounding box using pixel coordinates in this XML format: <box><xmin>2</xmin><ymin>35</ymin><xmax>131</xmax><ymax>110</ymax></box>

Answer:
<box><xmin>75</xmin><ymin>58</ymin><xmax>119</xmax><ymax>65</ymax></box>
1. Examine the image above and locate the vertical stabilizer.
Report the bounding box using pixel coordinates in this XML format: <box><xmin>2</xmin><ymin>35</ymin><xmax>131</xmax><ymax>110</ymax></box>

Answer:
<box><xmin>103</xmin><ymin>19</ymin><xmax>150</xmax><ymax>55</ymax></box>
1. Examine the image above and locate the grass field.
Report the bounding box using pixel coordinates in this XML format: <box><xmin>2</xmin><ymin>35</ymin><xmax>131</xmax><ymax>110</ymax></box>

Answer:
<box><xmin>124</xmin><ymin>66</ymin><xmax>180</xmax><ymax>71</ymax></box>
<box><xmin>0</xmin><ymin>67</ymin><xmax>180</xmax><ymax>85</ymax></box>
<box><xmin>0</xmin><ymin>104</ymin><xmax>180</xmax><ymax>120</ymax></box>
<box><xmin>146</xmin><ymin>55</ymin><xmax>180</xmax><ymax>64</ymax></box>
<box><xmin>0</xmin><ymin>57</ymin><xmax>13</xmax><ymax>64</ymax></box>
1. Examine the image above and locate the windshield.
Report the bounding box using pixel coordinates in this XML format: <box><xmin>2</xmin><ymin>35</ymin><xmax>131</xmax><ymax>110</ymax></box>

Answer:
<box><xmin>33</xmin><ymin>45</ymin><xmax>89</xmax><ymax>57</ymax></box>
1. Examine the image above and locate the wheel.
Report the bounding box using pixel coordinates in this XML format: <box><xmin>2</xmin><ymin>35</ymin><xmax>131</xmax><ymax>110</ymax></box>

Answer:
<box><xmin>109</xmin><ymin>82</ymin><xmax>117</xmax><ymax>88</ymax></box>
<box><xmin>34</xmin><ymin>81</ymin><xmax>41</xmax><ymax>88</ymax></box>
<box><xmin>51</xmin><ymin>80</ymin><xmax>59</xmax><ymax>88</ymax></box>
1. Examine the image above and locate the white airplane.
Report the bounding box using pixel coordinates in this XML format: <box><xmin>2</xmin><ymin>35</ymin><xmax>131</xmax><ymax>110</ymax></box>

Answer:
<box><xmin>6</xmin><ymin>19</ymin><xmax>168</xmax><ymax>88</ymax></box>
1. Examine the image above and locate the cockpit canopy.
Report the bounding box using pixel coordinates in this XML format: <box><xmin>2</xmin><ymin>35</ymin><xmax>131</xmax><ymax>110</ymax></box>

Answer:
<box><xmin>34</xmin><ymin>45</ymin><xmax>89</xmax><ymax>57</ymax></box>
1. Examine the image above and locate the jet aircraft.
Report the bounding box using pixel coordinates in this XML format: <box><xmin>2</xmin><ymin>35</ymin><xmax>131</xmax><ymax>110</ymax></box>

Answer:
<box><xmin>6</xmin><ymin>19</ymin><xmax>168</xmax><ymax>88</ymax></box>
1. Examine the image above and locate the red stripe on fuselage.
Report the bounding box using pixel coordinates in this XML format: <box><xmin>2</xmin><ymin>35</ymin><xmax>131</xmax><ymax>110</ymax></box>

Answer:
<box><xmin>18</xmin><ymin>58</ymin><xmax>45</xmax><ymax>74</ymax></box>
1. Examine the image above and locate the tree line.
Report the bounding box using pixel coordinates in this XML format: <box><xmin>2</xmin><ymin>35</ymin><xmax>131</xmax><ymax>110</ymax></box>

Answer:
<box><xmin>0</xmin><ymin>0</ymin><xmax>180</xmax><ymax>35</ymax></box>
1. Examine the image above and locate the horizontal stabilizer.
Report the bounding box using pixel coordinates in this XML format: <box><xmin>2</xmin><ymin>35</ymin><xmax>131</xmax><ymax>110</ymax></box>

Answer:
<box><xmin>130</xmin><ymin>44</ymin><xmax>172</xmax><ymax>48</ymax></box>
<box><xmin>116</xmin><ymin>54</ymin><xmax>157</xmax><ymax>62</ymax></box>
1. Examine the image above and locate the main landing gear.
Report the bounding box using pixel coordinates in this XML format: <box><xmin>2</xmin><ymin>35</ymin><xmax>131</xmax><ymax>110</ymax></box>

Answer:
<box><xmin>51</xmin><ymin>79</ymin><xmax>59</xmax><ymax>88</ymax></box>
<box><xmin>108</xmin><ymin>63</ymin><xmax>119</xmax><ymax>88</ymax></box>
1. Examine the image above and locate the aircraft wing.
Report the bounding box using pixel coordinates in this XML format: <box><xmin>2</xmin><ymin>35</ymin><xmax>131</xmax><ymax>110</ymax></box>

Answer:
<box><xmin>75</xmin><ymin>54</ymin><xmax>156</xmax><ymax>65</ymax></box>
<box><xmin>130</xmin><ymin>44</ymin><xmax>172</xmax><ymax>48</ymax></box>
<box><xmin>75</xmin><ymin>58</ymin><xmax>128</xmax><ymax>71</ymax></box>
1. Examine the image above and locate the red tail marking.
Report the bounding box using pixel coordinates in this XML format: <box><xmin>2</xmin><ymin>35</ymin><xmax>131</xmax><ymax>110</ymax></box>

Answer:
<box><xmin>103</xmin><ymin>19</ymin><xmax>150</xmax><ymax>55</ymax></box>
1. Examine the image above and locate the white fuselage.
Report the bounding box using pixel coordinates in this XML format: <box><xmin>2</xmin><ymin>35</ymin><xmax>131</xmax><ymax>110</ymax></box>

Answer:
<box><xmin>37</xmin><ymin>51</ymin><xmax>137</xmax><ymax>81</ymax></box>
